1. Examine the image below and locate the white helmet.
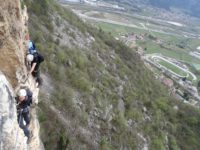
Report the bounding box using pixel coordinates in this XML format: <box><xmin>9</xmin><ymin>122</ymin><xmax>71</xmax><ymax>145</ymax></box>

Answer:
<box><xmin>18</xmin><ymin>89</ymin><xmax>27</xmax><ymax>97</ymax></box>
<box><xmin>26</xmin><ymin>54</ymin><xmax>34</xmax><ymax>62</ymax></box>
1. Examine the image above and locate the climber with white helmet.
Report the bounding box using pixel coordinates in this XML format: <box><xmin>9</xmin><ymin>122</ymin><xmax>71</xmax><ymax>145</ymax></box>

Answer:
<box><xmin>26</xmin><ymin>51</ymin><xmax>44</xmax><ymax>86</ymax></box>
<box><xmin>16</xmin><ymin>88</ymin><xmax>33</xmax><ymax>143</ymax></box>
<box><xmin>25</xmin><ymin>37</ymin><xmax>44</xmax><ymax>86</ymax></box>
<box><xmin>26</xmin><ymin>53</ymin><xmax>34</xmax><ymax>62</ymax></box>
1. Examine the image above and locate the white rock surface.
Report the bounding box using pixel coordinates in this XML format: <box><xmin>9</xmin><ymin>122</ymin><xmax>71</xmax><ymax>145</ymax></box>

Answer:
<box><xmin>0</xmin><ymin>72</ymin><xmax>27</xmax><ymax>150</ymax></box>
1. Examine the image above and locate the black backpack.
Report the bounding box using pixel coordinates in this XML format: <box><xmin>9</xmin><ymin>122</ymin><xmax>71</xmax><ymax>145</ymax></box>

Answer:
<box><xmin>34</xmin><ymin>52</ymin><xmax>44</xmax><ymax>63</ymax></box>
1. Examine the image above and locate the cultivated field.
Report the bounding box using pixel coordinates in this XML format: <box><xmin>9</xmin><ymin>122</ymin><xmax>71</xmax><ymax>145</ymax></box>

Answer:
<box><xmin>62</xmin><ymin>2</ymin><xmax>200</xmax><ymax>83</ymax></box>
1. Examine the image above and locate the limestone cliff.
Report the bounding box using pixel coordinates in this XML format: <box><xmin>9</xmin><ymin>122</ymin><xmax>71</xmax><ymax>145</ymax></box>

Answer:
<box><xmin>0</xmin><ymin>0</ymin><xmax>43</xmax><ymax>150</ymax></box>
<box><xmin>0</xmin><ymin>0</ymin><xmax>27</xmax><ymax>87</ymax></box>
<box><xmin>0</xmin><ymin>72</ymin><xmax>27</xmax><ymax>150</ymax></box>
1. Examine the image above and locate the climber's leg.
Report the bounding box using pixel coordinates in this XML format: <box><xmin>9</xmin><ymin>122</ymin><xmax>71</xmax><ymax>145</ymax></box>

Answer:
<box><xmin>22</xmin><ymin>111</ymin><xmax>30</xmax><ymax>126</ymax></box>
<box><xmin>32</xmin><ymin>70</ymin><xmax>42</xmax><ymax>86</ymax></box>
<box><xmin>18</xmin><ymin>113</ymin><xmax>30</xmax><ymax>138</ymax></box>
<box><xmin>23</xmin><ymin>126</ymin><xmax>30</xmax><ymax>138</ymax></box>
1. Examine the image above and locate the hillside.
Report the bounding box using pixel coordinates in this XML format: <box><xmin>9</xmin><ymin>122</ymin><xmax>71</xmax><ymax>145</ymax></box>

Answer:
<box><xmin>24</xmin><ymin>0</ymin><xmax>200</xmax><ymax>149</ymax></box>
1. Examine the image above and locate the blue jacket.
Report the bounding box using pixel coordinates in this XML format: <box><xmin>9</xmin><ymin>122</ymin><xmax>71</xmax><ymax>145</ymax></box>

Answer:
<box><xmin>28</xmin><ymin>40</ymin><xmax>36</xmax><ymax>54</ymax></box>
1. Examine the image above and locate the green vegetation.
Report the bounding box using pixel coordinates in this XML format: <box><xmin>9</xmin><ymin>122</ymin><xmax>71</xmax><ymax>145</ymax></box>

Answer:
<box><xmin>159</xmin><ymin>60</ymin><xmax>187</xmax><ymax>76</ymax></box>
<box><xmin>193</xmin><ymin>64</ymin><xmax>200</xmax><ymax>71</ymax></box>
<box><xmin>89</xmin><ymin>16</ymin><xmax>200</xmax><ymax>81</ymax></box>
<box><xmin>77</xmin><ymin>8</ymin><xmax>200</xmax><ymax>66</ymax></box>
<box><xmin>158</xmin><ymin>59</ymin><xmax>194</xmax><ymax>81</ymax></box>
<box><xmin>24</xmin><ymin>0</ymin><xmax>200</xmax><ymax>149</ymax></box>
<box><xmin>138</xmin><ymin>40</ymin><xmax>200</xmax><ymax>63</ymax></box>
<box><xmin>94</xmin><ymin>21</ymin><xmax>146</xmax><ymax>36</ymax></box>
<box><xmin>197</xmin><ymin>81</ymin><xmax>200</xmax><ymax>92</ymax></box>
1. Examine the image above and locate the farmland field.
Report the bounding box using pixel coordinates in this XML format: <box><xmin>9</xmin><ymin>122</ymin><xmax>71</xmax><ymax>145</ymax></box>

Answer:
<box><xmin>62</xmin><ymin>2</ymin><xmax>200</xmax><ymax>81</ymax></box>
<box><xmin>159</xmin><ymin>60</ymin><xmax>188</xmax><ymax>77</ymax></box>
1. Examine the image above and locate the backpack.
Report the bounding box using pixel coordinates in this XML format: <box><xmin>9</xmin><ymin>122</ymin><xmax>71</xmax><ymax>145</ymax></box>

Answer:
<box><xmin>34</xmin><ymin>52</ymin><xmax>44</xmax><ymax>63</ymax></box>
<box><xmin>28</xmin><ymin>40</ymin><xmax>37</xmax><ymax>54</ymax></box>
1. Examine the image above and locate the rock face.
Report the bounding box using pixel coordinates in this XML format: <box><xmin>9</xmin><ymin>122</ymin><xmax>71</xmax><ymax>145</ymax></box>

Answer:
<box><xmin>0</xmin><ymin>0</ymin><xmax>43</xmax><ymax>150</ymax></box>
<box><xmin>0</xmin><ymin>0</ymin><xmax>28</xmax><ymax>87</ymax></box>
<box><xmin>0</xmin><ymin>72</ymin><xmax>27</xmax><ymax>150</ymax></box>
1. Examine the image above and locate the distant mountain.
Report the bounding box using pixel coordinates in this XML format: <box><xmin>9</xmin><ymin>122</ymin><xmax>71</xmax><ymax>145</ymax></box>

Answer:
<box><xmin>104</xmin><ymin>0</ymin><xmax>200</xmax><ymax>18</ymax></box>
<box><xmin>148</xmin><ymin>0</ymin><xmax>200</xmax><ymax>17</ymax></box>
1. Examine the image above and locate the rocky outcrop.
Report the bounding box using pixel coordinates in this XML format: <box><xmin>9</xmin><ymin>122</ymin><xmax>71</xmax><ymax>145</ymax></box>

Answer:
<box><xmin>0</xmin><ymin>72</ymin><xmax>27</xmax><ymax>150</ymax></box>
<box><xmin>0</xmin><ymin>0</ymin><xmax>28</xmax><ymax>87</ymax></box>
<box><xmin>0</xmin><ymin>0</ymin><xmax>43</xmax><ymax>150</ymax></box>
<box><xmin>0</xmin><ymin>72</ymin><xmax>44</xmax><ymax>150</ymax></box>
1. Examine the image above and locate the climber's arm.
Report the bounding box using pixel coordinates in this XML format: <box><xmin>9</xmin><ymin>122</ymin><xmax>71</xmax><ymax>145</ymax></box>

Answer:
<box><xmin>29</xmin><ymin>62</ymin><xmax>37</xmax><ymax>74</ymax></box>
